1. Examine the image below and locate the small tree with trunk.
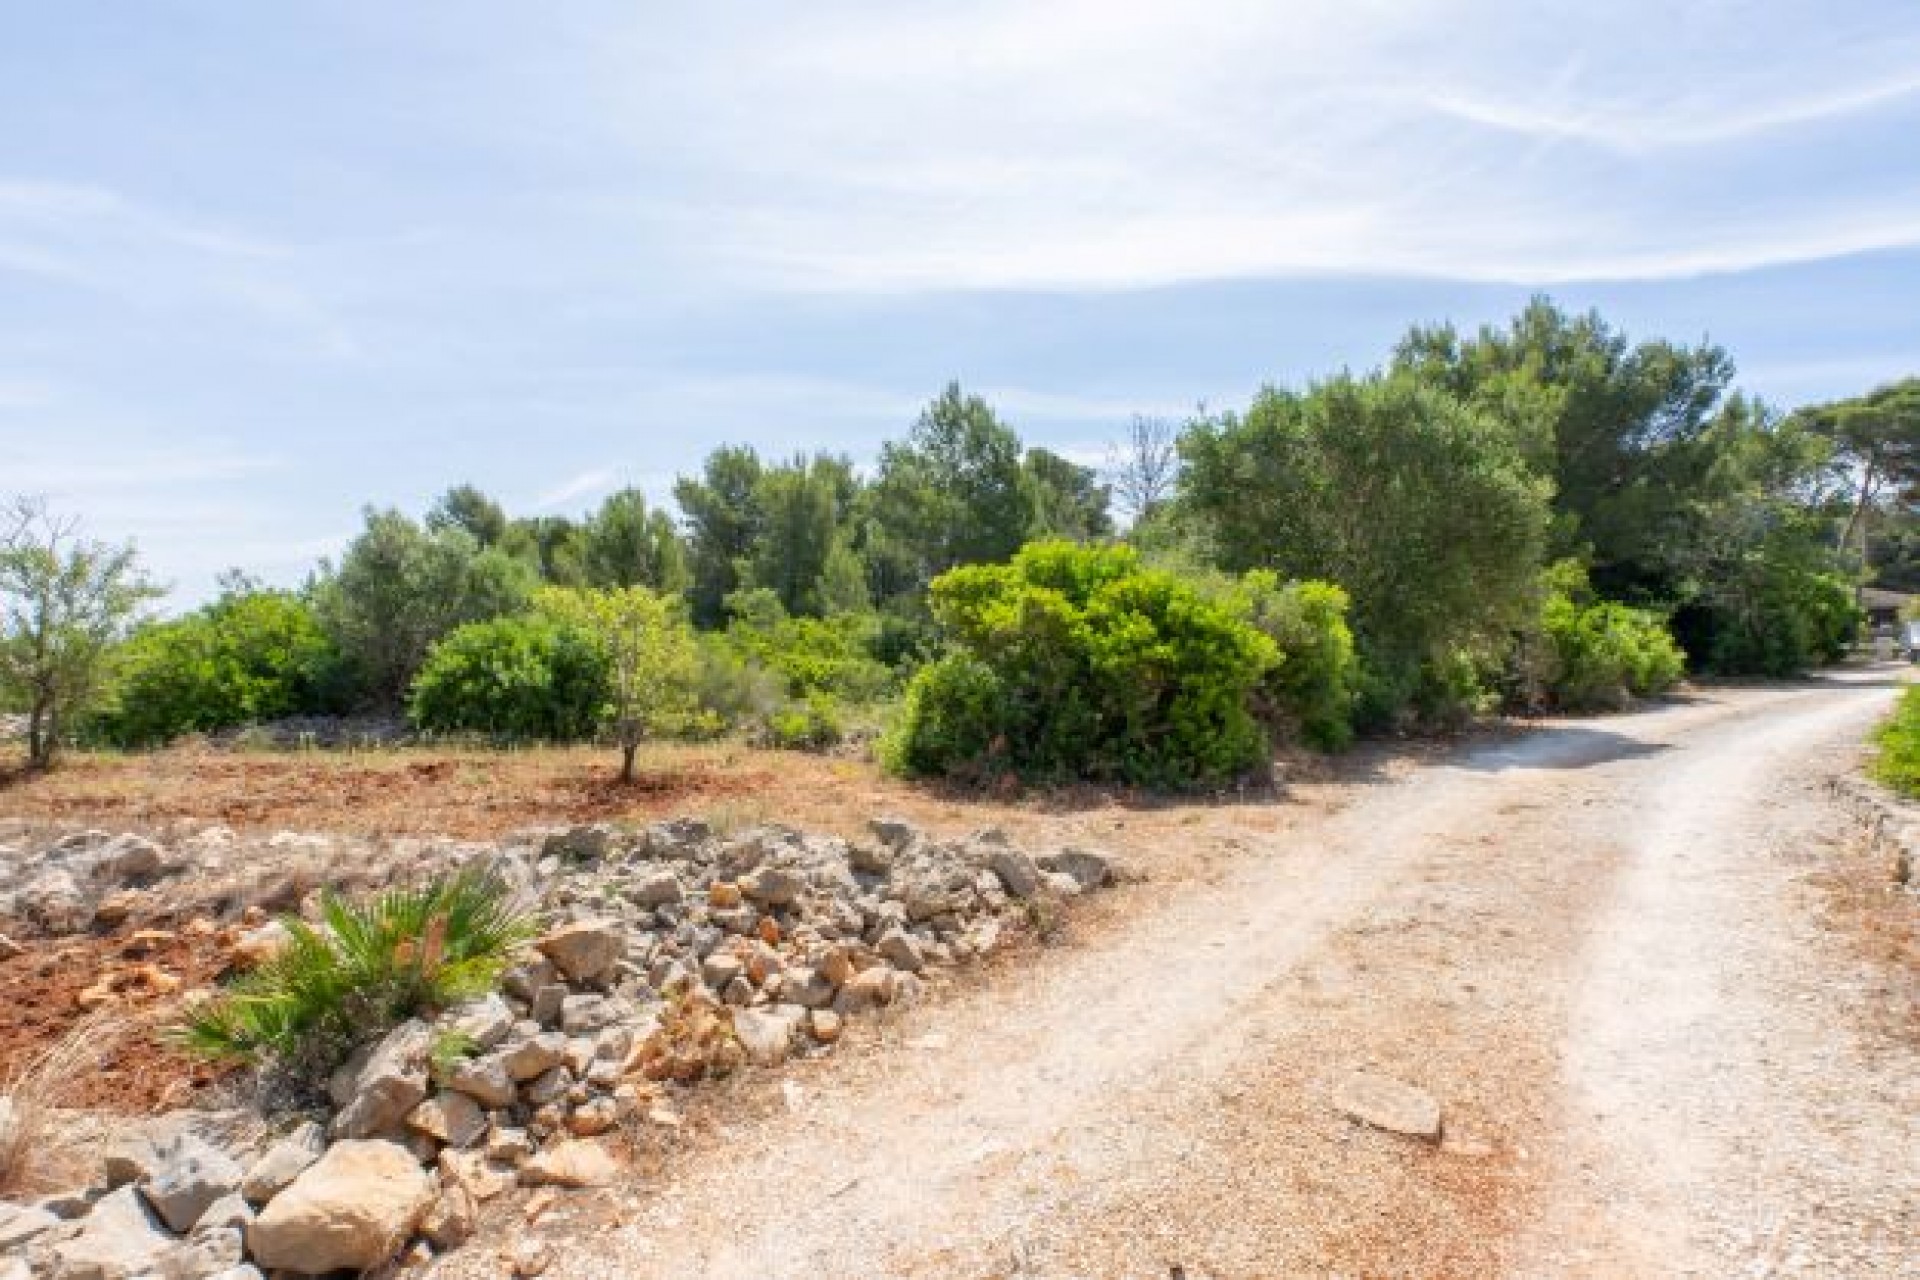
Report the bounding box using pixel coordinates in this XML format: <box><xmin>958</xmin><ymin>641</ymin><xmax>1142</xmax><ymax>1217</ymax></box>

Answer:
<box><xmin>0</xmin><ymin>498</ymin><xmax>161</xmax><ymax>768</ymax></box>
<box><xmin>535</xmin><ymin>585</ymin><xmax>697</xmax><ymax>782</ymax></box>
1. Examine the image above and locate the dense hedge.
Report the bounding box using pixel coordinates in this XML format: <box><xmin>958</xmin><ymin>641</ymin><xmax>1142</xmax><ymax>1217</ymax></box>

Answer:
<box><xmin>95</xmin><ymin>591</ymin><xmax>342</xmax><ymax>746</ymax></box>
<box><xmin>408</xmin><ymin>613</ymin><xmax>609</xmax><ymax>740</ymax></box>
<box><xmin>883</xmin><ymin>541</ymin><xmax>1280</xmax><ymax>787</ymax></box>
<box><xmin>1228</xmin><ymin>572</ymin><xmax>1358</xmax><ymax>750</ymax></box>
<box><xmin>1691</xmin><ymin>566</ymin><xmax>1859</xmax><ymax>677</ymax></box>
<box><xmin>1531</xmin><ymin>562</ymin><xmax>1686</xmax><ymax>709</ymax></box>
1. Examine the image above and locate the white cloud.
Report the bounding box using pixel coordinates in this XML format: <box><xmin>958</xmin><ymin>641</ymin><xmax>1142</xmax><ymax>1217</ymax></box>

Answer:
<box><xmin>1427</xmin><ymin>70</ymin><xmax>1920</xmax><ymax>152</ymax></box>
<box><xmin>586</xmin><ymin>0</ymin><xmax>1920</xmax><ymax>293</ymax></box>
<box><xmin>530</xmin><ymin>468</ymin><xmax>619</xmax><ymax>511</ymax></box>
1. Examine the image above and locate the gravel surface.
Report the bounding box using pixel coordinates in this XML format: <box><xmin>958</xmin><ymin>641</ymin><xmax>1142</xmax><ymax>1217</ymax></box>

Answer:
<box><xmin>429</xmin><ymin>673</ymin><xmax>1917</xmax><ymax>1279</ymax></box>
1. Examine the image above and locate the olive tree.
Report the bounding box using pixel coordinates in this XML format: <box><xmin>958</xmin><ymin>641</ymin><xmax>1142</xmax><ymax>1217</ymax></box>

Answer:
<box><xmin>0</xmin><ymin>498</ymin><xmax>161</xmax><ymax>767</ymax></box>
<box><xmin>1179</xmin><ymin>373</ymin><xmax>1550</xmax><ymax>714</ymax></box>
<box><xmin>535</xmin><ymin>585</ymin><xmax>698</xmax><ymax>782</ymax></box>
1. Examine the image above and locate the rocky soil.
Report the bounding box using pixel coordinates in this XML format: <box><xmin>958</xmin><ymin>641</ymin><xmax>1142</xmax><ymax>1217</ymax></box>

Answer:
<box><xmin>0</xmin><ymin>816</ymin><xmax>1118</xmax><ymax>1277</ymax></box>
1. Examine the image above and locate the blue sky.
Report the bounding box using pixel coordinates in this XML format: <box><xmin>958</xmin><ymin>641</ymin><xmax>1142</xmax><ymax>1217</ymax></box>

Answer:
<box><xmin>3</xmin><ymin>1</ymin><xmax>1918</xmax><ymax>605</ymax></box>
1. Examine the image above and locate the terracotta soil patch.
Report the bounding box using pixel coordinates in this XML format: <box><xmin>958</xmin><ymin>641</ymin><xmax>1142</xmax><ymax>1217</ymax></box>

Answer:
<box><xmin>0</xmin><ymin>924</ymin><xmax>241</xmax><ymax>1113</ymax></box>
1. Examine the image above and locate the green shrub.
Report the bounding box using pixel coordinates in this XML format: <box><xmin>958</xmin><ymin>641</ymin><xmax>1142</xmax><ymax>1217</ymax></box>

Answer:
<box><xmin>1870</xmin><ymin>686</ymin><xmax>1920</xmax><ymax>799</ymax></box>
<box><xmin>882</xmin><ymin>541</ymin><xmax>1278</xmax><ymax>787</ymax></box>
<box><xmin>1530</xmin><ymin>561</ymin><xmax>1686</xmax><ymax>709</ymax></box>
<box><xmin>177</xmin><ymin>867</ymin><xmax>535</xmax><ymax>1079</ymax></box>
<box><xmin>1693</xmin><ymin>565</ymin><xmax>1859</xmax><ymax>676</ymax></box>
<box><xmin>760</xmin><ymin>692</ymin><xmax>846</xmax><ymax>751</ymax></box>
<box><xmin>1227</xmin><ymin>573</ymin><xmax>1357</xmax><ymax>750</ymax></box>
<box><xmin>408</xmin><ymin>613</ymin><xmax>609</xmax><ymax>741</ymax></box>
<box><xmin>721</xmin><ymin>588</ymin><xmax>894</xmax><ymax>702</ymax></box>
<box><xmin>689</xmin><ymin>634</ymin><xmax>784</xmax><ymax>737</ymax></box>
<box><xmin>95</xmin><ymin>590</ymin><xmax>343</xmax><ymax>746</ymax></box>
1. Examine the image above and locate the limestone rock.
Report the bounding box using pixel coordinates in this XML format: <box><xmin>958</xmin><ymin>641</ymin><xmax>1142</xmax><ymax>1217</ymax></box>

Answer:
<box><xmin>875</xmin><ymin>927</ymin><xmax>925</xmax><ymax>973</ymax></box>
<box><xmin>535</xmin><ymin>919</ymin><xmax>625</xmax><ymax>983</ymax></box>
<box><xmin>330</xmin><ymin>1021</ymin><xmax>431</xmax><ymax>1139</ymax></box>
<box><xmin>739</xmin><ymin>866</ymin><xmax>804</xmax><ymax>907</ymax></box>
<box><xmin>419</xmin><ymin>1181</ymin><xmax>477</xmax><ymax>1249</ymax></box>
<box><xmin>443</xmin><ymin>1053</ymin><xmax>517</xmax><ymax>1108</ymax></box>
<box><xmin>517</xmin><ymin>1139</ymin><xmax>618</xmax><ymax>1189</ymax></box>
<box><xmin>1037</xmin><ymin>847</ymin><xmax>1112</xmax><ymax>891</ymax></box>
<box><xmin>46</xmin><ymin>1185</ymin><xmax>173</xmax><ymax>1280</ymax></box>
<box><xmin>628</xmin><ymin>869</ymin><xmax>683</xmax><ymax>907</ymax></box>
<box><xmin>406</xmin><ymin>1091</ymin><xmax>487</xmax><ymax>1149</ymax></box>
<box><xmin>867</xmin><ymin>817</ymin><xmax>919</xmax><ymax>851</ymax></box>
<box><xmin>139</xmin><ymin>1133</ymin><xmax>243</xmax><ymax>1233</ymax></box>
<box><xmin>731</xmin><ymin>1006</ymin><xmax>800</xmax><ymax>1066</ymax></box>
<box><xmin>239</xmin><ymin>1123</ymin><xmax>325</xmax><ymax>1205</ymax></box>
<box><xmin>246</xmin><ymin>1139</ymin><xmax>434</xmax><ymax>1275</ymax></box>
<box><xmin>501</xmin><ymin>1033</ymin><xmax>568</xmax><ymax>1082</ymax></box>
<box><xmin>984</xmin><ymin>847</ymin><xmax>1042</xmax><ymax>899</ymax></box>
<box><xmin>442</xmin><ymin>993</ymin><xmax>515</xmax><ymax>1050</ymax></box>
<box><xmin>1333</xmin><ymin>1071</ymin><xmax>1443</xmax><ymax>1142</ymax></box>
<box><xmin>0</xmin><ymin>1201</ymin><xmax>59</xmax><ymax>1251</ymax></box>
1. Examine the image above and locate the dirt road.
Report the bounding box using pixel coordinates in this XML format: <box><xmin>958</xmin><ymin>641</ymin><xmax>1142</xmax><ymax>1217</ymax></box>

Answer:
<box><xmin>490</xmin><ymin>675</ymin><xmax>1918</xmax><ymax>1278</ymax></box>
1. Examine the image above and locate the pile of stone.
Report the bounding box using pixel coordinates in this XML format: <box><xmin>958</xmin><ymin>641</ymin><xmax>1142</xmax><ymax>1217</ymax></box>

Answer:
<box><xmin>1</xmin><ymin>817</ymin><xmax>1116</xmax><ymax>1276</ymax></box>
<box><xmin>0</xmin><ymin>826</ymin><xmax>493</xmax><ymax>944</ymax></box>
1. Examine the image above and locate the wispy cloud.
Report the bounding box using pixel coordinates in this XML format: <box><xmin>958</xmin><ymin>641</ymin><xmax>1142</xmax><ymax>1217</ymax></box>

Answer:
<box><xmin>588</xmin><ymin>0</ymin><xmax>1920</xmax><ymax>292</ymax></box>
<box><xmin>530</xmin><ymin>468</ymin><xmax>619</xmax><ymax>511</ymax></box>
<box><xmin>1428</xmin><ymin>70</ymin><xmax>1920</xmax><ymax>152</ymax></box>
<box><xmin>0</xmin><ymin>177</ymin><xmax>356</xmax><ymax>356</ymax></box>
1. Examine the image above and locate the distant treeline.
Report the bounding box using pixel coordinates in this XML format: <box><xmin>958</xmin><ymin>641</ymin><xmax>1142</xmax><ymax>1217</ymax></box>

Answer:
<box><xmin>5</xmin><ymin>297</ymin><xmax>1914</xmax><ymax>782</ymax></box>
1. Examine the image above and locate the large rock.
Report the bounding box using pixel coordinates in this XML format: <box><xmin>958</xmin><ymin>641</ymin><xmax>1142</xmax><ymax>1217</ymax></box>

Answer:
<box><xmin>406</xmin><ymin>1091</ymin><xmax>487</xmax><ymax>1149</ymax></box>
<box><xmin>627</xmin><ymin>869</ymin><xmax>683</xmax><ymax>908</ymax></box>
<box><xmin>46</xmin><ymin>1185</ymin><xmax>174</xmax><ymax>1280</ymax></box>
<box><xmin>330</xmin><ymin>1022</ymin><xmax>431</xmax><ymax>1139</ymax></box>
<box><xmin>542</xmin><ymin>825</ymin><xmax>617</xmax><ymax>863</ymax></box>
<box><xmin>139</xmin><ymin>1133</ymin><xmax>243</xmax><ymax>1233</ymax></box>
<box><xmin>875</xmin><ymin>927</ymin><xmax>925</xmax><ymax>973</ymax></box>
<box><xmin>516</xmin><ymin>1139</ymin><xmax>619</xmax><ymax>1189</ymax></box>
<box><xmin>19</xmin><ymin>869</ymin><xmax>88</xmax><ymax>933</ymax></box>
<box><xmin>984</xmin><ymin>847</ymin><xmax>1042</xmax><ymax>899</ymax></box>
<box><xmin>731</xmin><ymin>1006</ymin><xmax>801</xmax><ymax>1066</ymax></box>
<box><xmin>867</xmin><ymin>817</ymin><xmax>920</xmax><ymax>851</ymax></box>
<box><xmin>441</xmin><ymin>993</ymin><xmax>515</xmax><ymax>1050</ymax></box>
<box><xmin>246</xmin><ymin>1139</ymin><xmax>433</xmax><ymax>1274</ymax></box>
<box><xmin>500</xmin><ymin>1032</ymin><xmax>568</xmax><ymax>1082</ymax></box>
<box><xmin>1332</xmin><ymin>1071</ymin><xmax>1443</xmax><ymax>1142</ymax></box>
<box><xmin>442</xmin><ymin>1053</ymin><xmax>516</xmax><ymax>1108</ymax></box>
<box><xmin>0</xmin><ymin>1202</ymin><xmax>58</xmax><ymax>1251</ymax></box>
<box><xmin>239</xmin><ymin>1122</ymin><xmax>325</xmax><ymax>1204</ymax></box>
<box><xmin>739</xmin><ymin>866</ymin><xmax>804</xmax><ymax>908</ymax></box>
<box><xmin>95</xmin><ymin>834</ymin><xmax>165</xmax><ymax>884</ymax></box>
<box><xmin>536</xmin><ymin>919</ymin><xmax>625</xmax><ymax>983</ymax></box>
<box><xmin>1037</xmin><ymin>847</ymin><xmax>1113</xmax><ymax>891</ymax></box>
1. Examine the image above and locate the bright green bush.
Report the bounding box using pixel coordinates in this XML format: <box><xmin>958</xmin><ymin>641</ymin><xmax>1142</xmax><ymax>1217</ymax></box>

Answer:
<box><xmin>760</xmin><ymin>692</ymin><xmax>846</xmax><ymax>751</ymax></box>
<box><xmin>177</xmin><ymin>867</ymin><xmax>535</xmax><ymax>1079</ymax></box>
<box><xmin>1532</xmin><ymin>562</ymin><xmax>1686</xmax><ymax>709</ymax></box>
<box><xmin>96</xmin><ymin>590</ymin><xmax>343</xmax><ymax>746</ymax></box>
<box><xmin>883</xmin><ymin>541</ymin><xmax>1278</xmax><ymax>787</ymax></box>
<box><xmin>408</xmin><ymin>613</ymin><xmax>609</xmax><ymax>740</ymax></box>
<box><xmin>1227</xmin><ymin>573</ymin><xmax>1357</xmax><ymax>750</ymax></box>
<box><xmin>1870</xmin><ymin>686</ymin><xmax>1920</xmax><ymax>799</ymax></box>
<box><xmin>721</xmin><ymin>588</ymin><xmax>894</xmax><ymax>702</ymax></box>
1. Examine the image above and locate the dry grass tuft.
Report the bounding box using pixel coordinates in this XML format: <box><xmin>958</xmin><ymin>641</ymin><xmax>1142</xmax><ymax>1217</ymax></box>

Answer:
<box><xmin>0</xmin><ymin>1007</ymin><xmax>139</xmax><ymax>1196</ymax></box>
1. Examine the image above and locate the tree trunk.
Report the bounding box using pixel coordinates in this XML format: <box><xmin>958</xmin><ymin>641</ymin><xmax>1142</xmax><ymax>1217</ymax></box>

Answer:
<box><xmin>620</xmin><ymin>739</ymin><xmax>638</xmax><ymax>784</ymax></box>
<box><xmin>26</xmin><ymin>693</ymin><xmax>54</xmax><ymax>770</ymax></box>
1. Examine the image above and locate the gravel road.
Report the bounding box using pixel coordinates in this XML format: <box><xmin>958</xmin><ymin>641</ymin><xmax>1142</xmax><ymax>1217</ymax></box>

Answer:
<box><xmin>459</xmin><ymin>673</ymin><xmax>1916</xmax><ymax>1279</ymax></box>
